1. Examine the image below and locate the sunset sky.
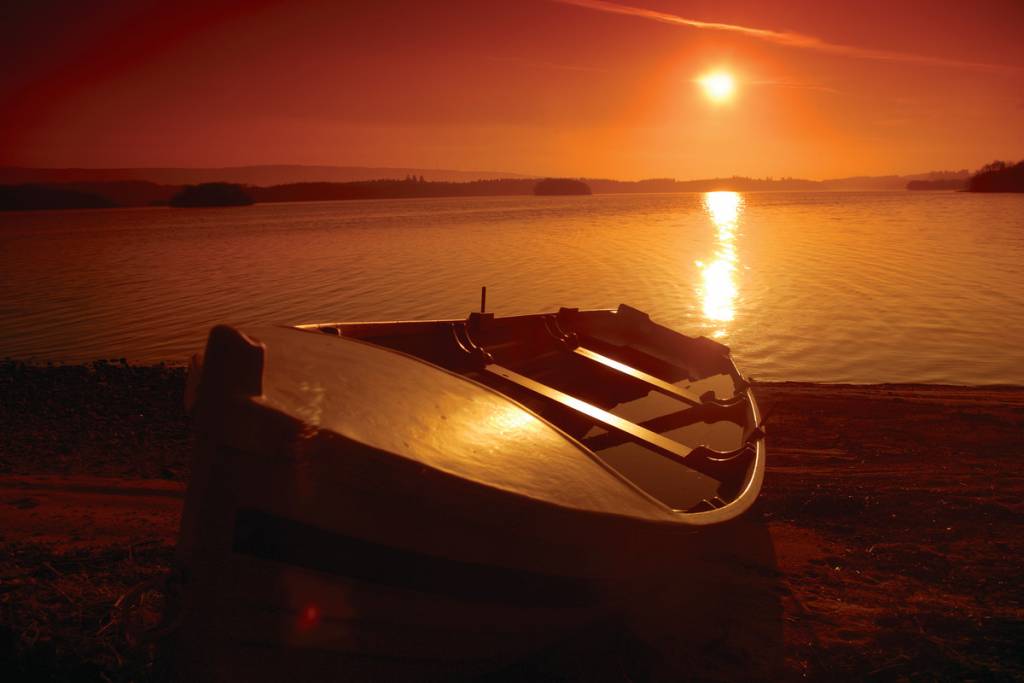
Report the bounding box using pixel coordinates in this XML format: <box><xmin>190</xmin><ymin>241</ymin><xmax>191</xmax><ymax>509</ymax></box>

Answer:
<box><xmin>2</xmin><ymin>0</ymin><xmax>1022</xmax><ymax>179</ymax></box>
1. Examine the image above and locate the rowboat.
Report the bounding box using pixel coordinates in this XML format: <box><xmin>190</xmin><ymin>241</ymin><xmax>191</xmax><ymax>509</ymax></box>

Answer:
<box><xmin>169</xmin><ymin>304</ymin><xmax>767</xmax><ymax>680</ymax></box>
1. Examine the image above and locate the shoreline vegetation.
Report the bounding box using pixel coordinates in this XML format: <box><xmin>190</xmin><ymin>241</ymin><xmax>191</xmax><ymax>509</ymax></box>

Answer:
<box><xmin>1</xmin><ymin>360</ymin><xmax>1021</xmax><ymax>679</ymax></box>
<box><xmin>168</xmin><ymin>182</ymin><xmax>254</xmax><ymax>207</ymax></box>
<box><xmin>0</xmin><ymin>161</ymin><xmax>1018</xmax><ymax>211</ymax></box>
<box><xmin>906</xmin><ymin>160</ymin><xmax>1024</xmax><ymax>192</ymax></box>
<box><xmin>966</xmin><ymin>160</ymin><xmax>1024</xmax><ymax>192</ymax></box>
<box><xmin>533</xmin><ymin>177</ymin><xmax>592</xmax><ymax>195</ymax></box>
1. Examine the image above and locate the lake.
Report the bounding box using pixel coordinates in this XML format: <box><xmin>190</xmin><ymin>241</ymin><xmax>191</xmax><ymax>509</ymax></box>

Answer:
<box><xmin>1</xmin><ymin>191</ymin><xmax>1022</xmax><ymax>385</ymax></box>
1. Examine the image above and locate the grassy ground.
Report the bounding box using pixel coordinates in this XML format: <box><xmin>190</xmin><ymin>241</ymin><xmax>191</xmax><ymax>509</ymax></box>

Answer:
<box><xmin>1</xmin><ymin>361</ymin><xmax>1022</xmax><ymax>681</ymax></box>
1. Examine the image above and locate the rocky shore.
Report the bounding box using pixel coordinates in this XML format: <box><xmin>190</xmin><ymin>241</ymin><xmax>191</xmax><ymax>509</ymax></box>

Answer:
<box><xmin>1</xmin><ymin>361</ymin><xmax>1022</xmax><ymax>681</ymax></box>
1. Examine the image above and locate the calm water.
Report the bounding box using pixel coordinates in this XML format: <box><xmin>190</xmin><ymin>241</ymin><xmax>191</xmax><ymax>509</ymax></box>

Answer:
<box><xmin>1</xmin><ymin>191</ymin><xmax>1022</xmax><ymax>385</ymax></box>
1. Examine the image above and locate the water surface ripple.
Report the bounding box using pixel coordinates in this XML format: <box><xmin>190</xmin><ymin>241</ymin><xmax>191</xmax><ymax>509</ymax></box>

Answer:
<box><xmin>2</xmin><ymin>191</ymin><xmax>1022</xmax><ymax>385</ymax></box>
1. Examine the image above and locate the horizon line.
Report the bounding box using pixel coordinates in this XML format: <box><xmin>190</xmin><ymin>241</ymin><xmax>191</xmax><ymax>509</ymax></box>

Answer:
<box><xmin>1</xmin><ymin>163</ymin><xmax>991</xmax><ymax>186</ymax></box>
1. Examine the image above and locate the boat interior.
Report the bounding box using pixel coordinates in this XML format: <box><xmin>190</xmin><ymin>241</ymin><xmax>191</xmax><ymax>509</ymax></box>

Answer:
<box><xmin>296</xmin><ymin>304</ymin><xmax>763</xmax><ymax>514</ymax></box>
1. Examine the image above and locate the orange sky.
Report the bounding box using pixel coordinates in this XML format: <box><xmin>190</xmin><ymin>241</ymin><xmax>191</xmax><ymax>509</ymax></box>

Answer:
<box><xmin>2</xmin><ymin>0</ymin><xmax>1022</xmax><ymax>179</ymax></box>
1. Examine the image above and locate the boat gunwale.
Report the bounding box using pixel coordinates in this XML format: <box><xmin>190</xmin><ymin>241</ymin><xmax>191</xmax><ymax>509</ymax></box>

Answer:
<box><xmin>294</xmin><ymin>309</ymin><xmax>618</xmax><ymax>336</ymax></box>
<box><xmin>283</xmin><ymin>311</ymin><xmax>765</xmax><ymax>525</ymax></box>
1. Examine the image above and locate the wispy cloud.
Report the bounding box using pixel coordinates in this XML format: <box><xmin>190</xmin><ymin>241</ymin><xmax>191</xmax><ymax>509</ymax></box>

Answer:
<box><xmin>555</xmin><ymin>0</ymin><xmax>1020</xmax><ymax>72</ymax></box>
<box><xmin>747</xmin><ymin>79</ymin><xmax>840</xmax><ymax>94</ymax></box>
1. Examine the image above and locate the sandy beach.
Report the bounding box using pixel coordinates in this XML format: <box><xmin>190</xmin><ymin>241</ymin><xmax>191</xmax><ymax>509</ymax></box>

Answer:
<box><xmin>1</xmin><ymin>361</ymin><xmax>1021</xmax><ymax>681</ymax></box>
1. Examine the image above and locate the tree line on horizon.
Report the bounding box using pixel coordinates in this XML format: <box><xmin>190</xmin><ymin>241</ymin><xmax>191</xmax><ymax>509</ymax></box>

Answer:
<box><xmin>0</xmin><ymin>176</ymin><xmax>843</xmax><ymax>210</ymax></box>
<box><xmin>966</xmin><ymin>160</ymin><xmax>1024</xmax><ymax>192</ymax></box>
<box><xmin>2</xmin><ymin>161</ymin><xmax>1021</xmax><ymax>210</ymax></box>
<box><xmin>906</xmin><ymin>160</ymin><xmax>1024</xmax><ymax>191</ymax></box>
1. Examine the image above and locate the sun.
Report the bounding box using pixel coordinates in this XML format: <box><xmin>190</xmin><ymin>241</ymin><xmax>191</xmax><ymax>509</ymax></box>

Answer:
<box><xmin>699</xmin><ymin>71</ymin><xmax>735</xmax><ymax>103</ymax></box>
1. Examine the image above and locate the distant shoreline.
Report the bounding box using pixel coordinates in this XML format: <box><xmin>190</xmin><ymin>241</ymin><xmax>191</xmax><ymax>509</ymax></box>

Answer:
<box><xmin>0</xmin><ymin>179</ymin><xmax>991</xmax><ymax>212</ymax></box>
<box><xmin>0</xmin><ymin>164</ymin><xmax>993</xmax><ymax>211</ymax></box>
<box><xmin>12</xmin><ymin>162</ymin><xmax>1023</xmax><ymax>212</ymax></box>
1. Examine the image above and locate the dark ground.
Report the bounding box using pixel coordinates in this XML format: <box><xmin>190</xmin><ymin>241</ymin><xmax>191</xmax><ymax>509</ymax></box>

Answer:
<box><xmin>1</xmin><ymin>360</ymin><xmax>1022</xmax><ymax>681</ymax></box>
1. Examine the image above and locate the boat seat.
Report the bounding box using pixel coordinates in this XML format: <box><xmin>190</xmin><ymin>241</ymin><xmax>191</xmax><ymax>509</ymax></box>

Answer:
<box><xmin>484</xmin><ymin>363</ymin><xmax>754</xmax><ymax>485</ymax></box>
<box><xmin>538</xmin><ymin>315</ymin><xmax>747</xmax><ymax>411</ymax></box>
<box><xmin>571</xmin><ymin>346</ymin><xmax>746</xmax><ymax>409</ymax></box>
<box><xmin>460</xmin><ymin>315</ymin><xmax>746</xmax><ymax>417</ymax></box>
<box><xmin>581</xmin><ymin>401</ymin><xmax>750</xmax><ymax>453</ymax></box>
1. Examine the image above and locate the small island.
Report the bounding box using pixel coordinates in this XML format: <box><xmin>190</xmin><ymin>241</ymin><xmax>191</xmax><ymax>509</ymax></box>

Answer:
<box><xmin>169</xmin><ymin>182</ymin><xmax>254</xmax><ymax>207</ymax></box>
<box><xmin>906</xmin><ymin>178</ymin><xmax>966</xmax><ymax>191</ymax></box>
<box><xmin>533</xmin><ymin>178</ymin><xmax>592</xmax><ymax>196</ymax></box>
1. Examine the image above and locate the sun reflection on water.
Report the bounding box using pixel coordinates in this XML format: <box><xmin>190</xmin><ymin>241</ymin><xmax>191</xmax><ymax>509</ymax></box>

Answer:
<box><xmin>695</xmin><ymin>191</ymin><xmax>742</xmax><ymax>337</ymax></box>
